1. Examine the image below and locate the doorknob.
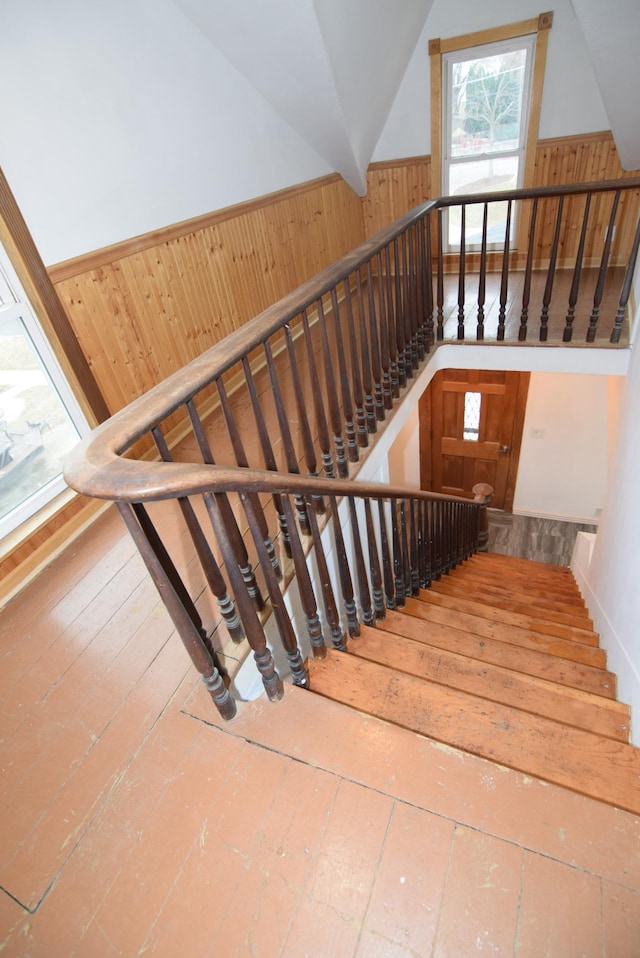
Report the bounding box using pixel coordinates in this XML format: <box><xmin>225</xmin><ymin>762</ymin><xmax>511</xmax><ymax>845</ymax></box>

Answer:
<box><xmin>498</xmin><ymin>444</ymin><xmax>509</xmax><ymax>453</ymax></box>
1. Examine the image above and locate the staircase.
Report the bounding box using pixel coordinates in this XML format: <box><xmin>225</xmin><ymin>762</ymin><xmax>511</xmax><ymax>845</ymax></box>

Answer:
<box><xmin>308</xmin><ymin>552</ymin><xmax>640</xmax><ymax>816</ymax></box>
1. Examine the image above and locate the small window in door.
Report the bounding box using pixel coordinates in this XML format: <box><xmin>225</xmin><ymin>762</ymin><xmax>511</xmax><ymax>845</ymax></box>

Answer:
<box><xmin>463</xmin><ymin>391</ymin><xmax>481</xmax><ymax>441</ymax></box>
<box><xmin>443</xmin><ymin>34</ymin><xmax>536</xmax><ymax>249</ymax></box>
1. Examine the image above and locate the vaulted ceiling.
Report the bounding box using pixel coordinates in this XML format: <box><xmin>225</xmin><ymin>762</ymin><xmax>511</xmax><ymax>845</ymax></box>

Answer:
<box><xmin>175</xmin><ymin>0</ymin><xmax>640</xmax><ymax>187</ymax></box>
<box><xmin>569</xmin><ymin>0</ymin><xmax>640</xmax><ymax>170</ymax></box>
<box><xmin>174</xmin><ymin>0</ymin><xmax>435</xmax><ymax>194</ymax></box>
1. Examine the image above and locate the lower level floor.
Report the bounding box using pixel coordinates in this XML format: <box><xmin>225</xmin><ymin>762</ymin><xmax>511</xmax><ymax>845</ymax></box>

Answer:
<box><xmin>0</xmin><ymin>505</ymin><xmax>639</xmax><ymax>956</ymax></box>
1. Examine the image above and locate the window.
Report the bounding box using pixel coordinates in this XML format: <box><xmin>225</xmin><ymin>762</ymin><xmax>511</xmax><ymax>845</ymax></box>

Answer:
<box><xmin>429</xmin><ymin>13</ymin><xmax>553</xmax><ymax>250</ymax></box>
<box><xmin>443</xmin><ymin>35</ymin><xmax>536</xmax><ymax>247</ymax></box>
<box><xmin>463</xmin><ymin>391</ymin><xmax>481</xmax><ymax>441</ymax></box>
<box><xmin>0</xmin><ymin>244</ymin><xmax>89</xmax><ymax>539</ymax></box>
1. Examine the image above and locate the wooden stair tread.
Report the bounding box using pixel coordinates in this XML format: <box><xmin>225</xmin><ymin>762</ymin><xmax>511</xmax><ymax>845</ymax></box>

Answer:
<box><xmin>428</xmin><ymin>576</ymin><xmax>593</xmax><ymax>625</ymax></box>
<box><xmin>414</xmin><ymin>588</ymin><xmax>598</xmax><ymax>645</ymax></box>
<box><xmin>473</xmin><ymin>551</ymin><xmax>577</xmax><ymax>577</ymax></box>
<box><xmin>451</xmin><ymin>564</ymin><xmax>585</xmax><ymax>603</ymax></box>
<box><xmin>379</xmin><ymin>608</ymin><xmax>615</xmax><ymax>698</ymax></box>
<box><xmin>402</xmin><ymin>597</ymin><xmax>606</xmax><ymax>668</ymax></box>
<box><xmin>309</xmin><ymin>650</ymin><xmax>640</xmax><ymax>815</ymax></box>
<box><xmin>350</xmin><ymin>626</ymin><xmax>629</xmax><ymax>741</ymax></box>
<box><xmin>462</xmin><ymin>552</ymin><xmax>583</xmax><ymax>585</ymax></box>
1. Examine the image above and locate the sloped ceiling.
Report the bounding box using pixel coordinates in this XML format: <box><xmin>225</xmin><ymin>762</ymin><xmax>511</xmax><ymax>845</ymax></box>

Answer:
<box><xmin>173</xmin><ymin>0</ymin><xmax>434</xmax><ymax>194</ymax></box>
<box><xmin>570</xmin><ymin>0</ymin><xmax>640</xmax><ymax>170</ymax></box>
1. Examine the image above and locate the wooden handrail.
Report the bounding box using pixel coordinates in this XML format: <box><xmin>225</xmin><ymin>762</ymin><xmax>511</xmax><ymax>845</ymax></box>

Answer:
<box><xmin>62</xmin><ymin>176</ymin><xmax>640</xmax><ymax>721</ymax></box>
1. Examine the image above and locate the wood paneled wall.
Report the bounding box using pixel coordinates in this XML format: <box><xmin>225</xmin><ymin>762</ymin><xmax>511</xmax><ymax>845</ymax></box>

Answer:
<box><xmin>50</xmin><ymin>175</ymin><xmax>365</xmax><ymax>416</ymax></box>
<box><xmin>362</xmin><ymin>133</ymin><xmax>640</xmax><ymax>269</ymax></box>
<box><xmin>5</xmin><ymin>131</ymin><xmax>639</xmax><ymax>593</ymax></box>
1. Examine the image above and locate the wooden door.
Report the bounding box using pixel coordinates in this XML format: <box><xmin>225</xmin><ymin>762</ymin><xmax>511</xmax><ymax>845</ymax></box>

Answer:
<box><xmin>419</xmin><ymin>369</ymin><xmax>530</xmax><ymax>510</ymax></box>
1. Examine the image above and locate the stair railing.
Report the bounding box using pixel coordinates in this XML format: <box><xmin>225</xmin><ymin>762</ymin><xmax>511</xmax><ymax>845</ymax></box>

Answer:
<box><xmin>64</xmin><ymin>177</ymin><xmax>639</xmax><ymax>719</ymax></box>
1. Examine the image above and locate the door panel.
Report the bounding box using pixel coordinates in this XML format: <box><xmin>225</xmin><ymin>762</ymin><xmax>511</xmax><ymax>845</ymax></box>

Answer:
<box><xmin>419</xmin><ymin>369</ymin><xmax>529</xmax><ymax>510</ymax></box>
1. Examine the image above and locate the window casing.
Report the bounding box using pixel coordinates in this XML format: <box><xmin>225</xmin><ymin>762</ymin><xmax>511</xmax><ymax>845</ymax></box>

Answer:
<box><xmin>429</xmin><ymin>13</ymin><xmax>553</xmax><ymax>252</ymax></box>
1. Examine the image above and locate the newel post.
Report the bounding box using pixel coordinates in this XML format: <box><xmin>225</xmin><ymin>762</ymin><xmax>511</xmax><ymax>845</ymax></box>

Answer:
<box><xmin>472</xmin><ymin>483</ymin><xmax>494</xmax><ymax>553</ymax></box>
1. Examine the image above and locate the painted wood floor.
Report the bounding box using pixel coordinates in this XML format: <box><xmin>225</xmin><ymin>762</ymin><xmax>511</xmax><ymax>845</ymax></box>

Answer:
<box><xmin>1</xmin><ymin>505</ymin><xmax>639</xmax><ymax>956</ymax></box>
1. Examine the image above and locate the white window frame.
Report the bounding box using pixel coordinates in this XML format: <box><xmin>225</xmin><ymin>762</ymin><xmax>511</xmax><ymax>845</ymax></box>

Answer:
<box><xmin>0</xmin><ymin>243</ymin><xmax>89</xmax><ymax>540</ymax></box>
<box><xmin>442</xmin><ymin>34</ymin><xmax>537</xmax><ymax>251</ymax></box>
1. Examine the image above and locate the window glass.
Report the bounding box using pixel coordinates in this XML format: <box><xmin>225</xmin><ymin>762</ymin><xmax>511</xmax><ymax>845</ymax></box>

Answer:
<box><xmin>463</xmin><ymin>391</ymin><xmax>481</xmax><ymax>441</ymax></box>
<box><xmin>0</xmin><ymin>251</ymin><xmax>88</xmax><ymax>538</ymax></box>
<box><xmin>443</xmin><ymin>35</ymin><xmax>536</xmax><ymax>249</ymax></box>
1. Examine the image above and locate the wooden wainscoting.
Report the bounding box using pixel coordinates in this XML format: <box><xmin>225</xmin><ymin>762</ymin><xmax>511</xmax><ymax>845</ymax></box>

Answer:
<box><xmin>49</xmin><ymin>175</ymin><xmax>366</xmax><ymax>417</ymax></box>
<box><xmin>363</xmin><ymin>132</ymin><xmax>640</xmax><ymax>270</ymax></box>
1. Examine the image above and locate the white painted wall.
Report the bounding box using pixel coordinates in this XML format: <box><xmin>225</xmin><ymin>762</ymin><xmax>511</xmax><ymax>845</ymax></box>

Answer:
<box><xmin>582</xmin><ymin>323</ymin><xmax>640</xmax><ymax>742</ymax></box>
<box><xmin>385</xmin><ymin>359</ymin><xmax>625</xmax><ymax>522</ymax></box>
<box><xmin>513</xmin><ymin>372</ymin><xmax>612</xmax><ymax>522</ymax></box>
<box><xmin>373</xmin><ymin>0</ymin><xmax>610</xmax><ymax>161</ymax></box>
<box><xmin>0</xmin><ymin>0</ymin><xmax>331</xmax><ymax>265</ymax></box>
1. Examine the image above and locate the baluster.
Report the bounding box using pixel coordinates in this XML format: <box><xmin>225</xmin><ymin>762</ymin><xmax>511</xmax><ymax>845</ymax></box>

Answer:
<box><xmin>241</xmin><ymin>356</ymin><xmax>292</xmax><ymax>556</ymax></box>
<box><xmin>477</xmin><ymin>203</ymin><xmax>488</xmax><ymax>340</ymax></box>
<box><xmin>377</xmin><ymin>498</ymin><xmax>396</xmax><ymax>610</ymax></box>
<box><xmin>422</xmin><ymin>499</ymin><xmax>433</xmax><ymax>587</ymax></box>
<box><xmin>417</xmin><ymin>499</ymin><xmax>427</xmax><ymax>589</ymax></box>
<box><xmin>151</xmin><ymin>426</ymin><xmax>244</xmax><ymax>643</ymax></box>
<box><xmin>611</xmin><ymin>208</ymin><xmax>640</xmax><ymax>343</ymax></box>
<box><xmin>217</xmin><ymin>379</ymin><xmax>281</xmax><ymax>578</ymax></box>
<box><xmin>263</xmin><ymin>341</ymin><xmax>312</xmax><ymax>534</ymax></box>
<box><xmin>384</xmin><ymin>244</ymin><xmax>400</xmax><ymax>396</ymax></box>
<box><xmin>519</xmin><ymin>197</ymin><xmax>539</xmax><ymax>341</ymax></box>
<box><xmin>457</xmin><ymin>205</ymin><xmax>466</xmax><ymax>339</ymax></box>
<box><xmin>394</xmin><ymin>238</ymin><xmax>408</xmax><ymax>385</ymax></box>
<box><xmin>497</xmin><ymin>200</ymin><xmax>513</xmax><ymax>341</ymax></box>
<box><xmin>434</xmin><ymin>500</ymin><xmax>443</xmax><ymax>578</ymax></box>
<box><xmin>305</xmin><ymin>494</ymin><xmax>346</xmax><ymax>651</ymax></box>
<box><xmin>416</xmin><ymin>219</ymin><xmax>429</xmax><ymax>358</ymax></box>
<box><xmin>348</xmin><ymin>497</ymin><xmax>374</xmax><ymax>627</ymax></box>
<box><xmin>328</xmin><ymin>495</ymin><xmax>360</xmax><ymax>636</ymax></box>
<box><xmin>205</xmin><ymin>492</ymin><xmax>284</xmax><ymax>702</ymax></box>
<box><xmin>301</xmin><ymin>308</ymin><xmax>335</xmax><ymax>478</ymax></box>
<box><xmin>364</xmin><ymin>499</ymin><xmax>385</xmax><ymax>619</ymax></box>
<box><xmin>187</xmin><ymin>399</ymin><xmax>265</xmax><ymax>610</ymax></box>
<box><xmin>588</xmin><ymin>190</ymin><xmax>621</xmax><ymax>342</ymax></box>
<box><xmin>436</xmin><ymin>210</ymin><xmax>444</xmax><ymax>340</ymax></box>
<box><xmin>316</xmin><ymin>296</ymin><xmax>349</xmax><ymax>477</ymax></box>
<box><xmin>356</xmin><ymin>268</ymin><xmax>376</xmax><ymax>433</ymax></box>
<box><xmin>407</xmin><ymin>225</ymin><xmax>421</xmax><ymax>364</ymax></box>
<box><xmin>563</xmin><ymin>194</ymin><xmax>592</xmax><ymax>342</ymax></box>
<box><xmin>366</xmin><ymin>261</ymin><xmax>385</xmax><ymax>420</ymax></box>
<box><xmin>343</xmin><ymin>279</ymin><xmax>368</xmax><ymax>447</ymax></box>
<box><xmin>283</xmin><ymin>496</ymin><xmax>327</xmax><ymax>659</ymax></box>
<box><xmin>400</xmin><ymin>501</ymin><xmax>411</xmax><ymax>599</ymax></box>
<box><xmin>424</xmin><ymin>213</ymin><xmax>435</xmax><ymax>347</ymax></box>
<box><xmin>284</xmin><ymin>323</ymin><xmax>325</xmax><ymax>514</ymax></box>
<box><xmin>376</xmin><ymin>252</ymin><xmax>393</xmax><ymax>410</ymax></box>
<box><xmin>329</xmin><ymin>287</ymin><xmax>359</xmax><ymax>462</ymax></box>
<box><xmin>441</xmin><ymin>500</ymin><xmax>451</xmax><ymax>573</ymax></box>
<box><xmin>456</xmin><ymin>502</ymin><xmax>465</xmax><ymax>564</ymax></box>
<box><xmin>402</xmin><ymin>233</ymin><xmax>417</xmax><ymax>373</ymax></box>
<box><xmin>390</xmin><ymin>498</ymin><xmax>405</xmax><ymax>606</ymax></box>
<box><xmin>409</xmin><ymin>499</ymin><xmax>420</xmax><ymax>595</ymax></box>
<box><xmin>118</xmin><ymin>502</ymin><xmax>237</xmax><ymax>719</ymax></box>
<box><xmin>539</xmin><ymin>195</ymin><xmax>564</xmax><ymax>342</ymax></box>
<box><xmin>241</xmin><ymin>492</ymin><xmax>308</xmax><ymax>688</ymax></box>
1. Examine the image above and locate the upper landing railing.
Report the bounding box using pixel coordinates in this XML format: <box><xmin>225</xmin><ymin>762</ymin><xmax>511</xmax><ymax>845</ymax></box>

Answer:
<box><xmin>64</xmin><ymin>178</ymin><xmax>640</xmax><ymax>719</ymax></box>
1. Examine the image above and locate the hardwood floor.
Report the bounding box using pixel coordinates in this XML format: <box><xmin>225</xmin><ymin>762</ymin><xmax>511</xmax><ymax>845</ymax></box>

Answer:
<box><xmin>0</xmin><ymin>263</ymin><xmax>635</xmax><ymax>954</ymax></box>
<box><xmin>1</xmin><ymin>506</ymin><xmax>639</xmax><ymax>955</ymax></box>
